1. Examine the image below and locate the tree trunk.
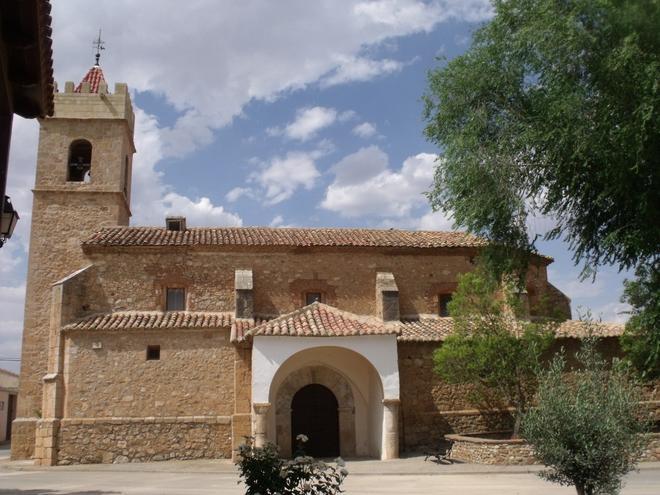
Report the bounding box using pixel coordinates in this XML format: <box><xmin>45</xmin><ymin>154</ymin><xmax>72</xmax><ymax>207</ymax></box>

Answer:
<box><xmin>512</xmin><ymin>412</ymin><xmax>522</xmax><ymax>439</ymax></box>
<box><xmin>575</xmin><ymin>483</ymin><xmax>593</xmax><ymax>495</ymax></box>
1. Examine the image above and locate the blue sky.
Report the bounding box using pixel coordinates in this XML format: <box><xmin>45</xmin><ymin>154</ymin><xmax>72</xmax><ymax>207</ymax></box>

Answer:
<box><xmin>0</xmin><ymin>1</ymin><xmax>631</xmax><ymax>373</ymax></box>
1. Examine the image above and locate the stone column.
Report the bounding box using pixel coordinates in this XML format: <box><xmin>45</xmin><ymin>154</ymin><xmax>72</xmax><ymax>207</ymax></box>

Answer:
<box><xmin>381</xmin><ymin>398</ymin><xmax>400</xmax><ymax>460</ymax></box>
<box><xmin>338</xmin><ymin>406</ymin><xmax>356</xmax><ymax>457</ymax></box>
<box><xmin>253</xmin><ymin>402</ymin><xmax>271</xmax><ymax>448</ymax></box>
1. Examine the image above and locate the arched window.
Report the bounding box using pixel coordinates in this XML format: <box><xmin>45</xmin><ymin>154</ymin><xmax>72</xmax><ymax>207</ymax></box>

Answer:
<box><xmin>67</xmin><ymin>140</ymin><xmax>92</xmax><ymax>182</ymax></box>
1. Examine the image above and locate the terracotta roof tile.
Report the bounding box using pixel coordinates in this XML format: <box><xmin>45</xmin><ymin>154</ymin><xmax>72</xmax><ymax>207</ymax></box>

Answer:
<box><xmin>245</xmin><ymin>302</ymin><xmax>399</xmax><ymax>339</ymax></box>
<box><xmin>82</xmin><ymin>226</ymin><xmax>488</xmax><ymax>250</ymax></box>
<box><xmin>61</xmin><ymin>309</ymin><xmax>623</xmax><ymax>342</ymax></box>
<box><xmin>398</xmin><ymin>318</ymin><xmax>624</xmax><ymax>342</ymax></box>
<box><xmin>555</xmin><ymin>319</ymin><xmax>624</xmax><ymax>338</ymax></box>
<box><xmin>398</xmin><ymin>318</ymin><xmax>454</xmax><ymax>342</ymax></box>
<box><xmin>63</xmin><ymin>311</ymin><xmax>235</xmax><ymax>331</ymax></box>
<box><xmin>75</xmin><ymin>65</ymin><xmax>106</xmax><ymax>93</ymax></box>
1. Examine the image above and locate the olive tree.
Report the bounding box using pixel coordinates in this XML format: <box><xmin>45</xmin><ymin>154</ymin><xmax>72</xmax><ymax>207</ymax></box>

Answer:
<box><xmin>522</xmin><ymin>338</ymin><xmax>649</xmax><ymax>495</ymax></box>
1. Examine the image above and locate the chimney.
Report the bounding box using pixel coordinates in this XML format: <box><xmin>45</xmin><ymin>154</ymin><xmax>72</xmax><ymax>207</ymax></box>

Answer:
<box><xmin>235</xmin><ymin>269</ymin><xmax>254</xmax><ymax>319</ymax></box>
<box><xmin>165</xmin><ymin>216</ymin><xmax>186</xmax><ymax>231</ymax></box>
<box><xmin>376</xmin><ymin>272</ymin><xmax>399</xmax><ymax>322</ymax></box>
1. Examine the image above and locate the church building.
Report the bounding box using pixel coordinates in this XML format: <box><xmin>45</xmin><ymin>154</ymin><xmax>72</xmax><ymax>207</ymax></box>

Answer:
<box><xmin>12</xmin><ymin>64</ymin><xmax>623</xmax><ymax>466</ymax></box>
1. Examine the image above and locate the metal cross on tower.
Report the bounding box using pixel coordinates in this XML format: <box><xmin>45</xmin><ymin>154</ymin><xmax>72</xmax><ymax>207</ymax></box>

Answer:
<box><xmin>93</xmin><ymin>29</ymin><xmax>105</xmax><ymax>65</ymax></box>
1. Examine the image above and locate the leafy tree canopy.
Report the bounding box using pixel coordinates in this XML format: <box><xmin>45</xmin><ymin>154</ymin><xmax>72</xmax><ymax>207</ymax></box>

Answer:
<box><xmin>423</xmin><ymin>0</ymin><xmax>659</xmax><ymax>273</ymax></box>
<box><xmin>621</xmin><ymin>263</ymin><xmax>660</xmax><ymax>379</ymax></box>
<box><xmin>433</xmin><ymin>264</ymin><xmax>554</xmax><ymax>436</ymax></box>
<box><xmin>522</xmin><ymin>338</ymin><xmax>649</xmax><ymax>495</ymax></box>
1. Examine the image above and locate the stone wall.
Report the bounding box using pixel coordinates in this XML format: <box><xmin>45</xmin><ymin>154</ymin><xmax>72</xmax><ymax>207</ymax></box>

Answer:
<box><xmin>56</xmin><ymin>416</ymin><xmax>231</xmax><ymax>464</ymax></box>
<box><xmin>398</xmin><ymin>342</ymin><xmax>513</xmax><ymax>452</ymax></box>
<box><xmin>446</xmin><ymin>434</ymin><xmax>538</xmax><ymax>465</ymax></box>
<box><xmin>15</xmin><ymin>77</ymin><xmax>135</xmax><ymax>461</ymax></box>
<box><xmin>9</xmin><ymin>419</ymin><xmax>35</xmax><ymax>460</ymax></box>
<box><xmin>63</xmin><ymin>329</ymin><xmax>235</xmax><ymax>418</ymax></box>
<box><xmin>80</xmin><ymin>248</ymin><xmax>562</xmax><ymax>322</ymax></box>
<box><xmin>640</xmin><ymin>433</ymin><xmax>660</xmax><ymax>462</ymax></box>
<box><xmin>448</xmin><ymin>432</ymin><xmax>660</xmax><ymax>465</ymax></box>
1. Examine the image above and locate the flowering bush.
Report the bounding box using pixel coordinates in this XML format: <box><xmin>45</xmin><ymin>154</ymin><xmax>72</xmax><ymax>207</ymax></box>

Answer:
<box><xmin>236</xmin><ymin>436</ymin><xmax>347</xmax><ymax>495</ymax></box>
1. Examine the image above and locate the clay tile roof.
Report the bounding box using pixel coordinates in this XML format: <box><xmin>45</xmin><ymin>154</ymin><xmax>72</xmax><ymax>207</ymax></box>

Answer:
<box><xmin>62</xmin><ymin>311</ymin><xmax>236</xmax><ymax>331</ymax></box>
<box><xmin>245</xmin><ymin>302</ymin><xmax>399</xmax><ymax>339</ymax></box>
<box><xmin>75</xmin><ymin>65</ymin><xmax>106</xmax><ymax>93</ymax></box>
<box><xmin>82</xmin><ymin>226</ymin><xmax>488</xmax><ymax>250</ymax></box>
<box><xmin>397</xmin><ymin>318</ymin><xmax>625</xmax><ymax>342</ymax></box>
<box><xmin>398</xmin><ymin>318</ymin><xmax>454</xmax><ymax>342</ymax></box>
<box><xmin>555</xmin><ymin>320</ymin><xmax>624</xmax><ymax>338</ymax></box>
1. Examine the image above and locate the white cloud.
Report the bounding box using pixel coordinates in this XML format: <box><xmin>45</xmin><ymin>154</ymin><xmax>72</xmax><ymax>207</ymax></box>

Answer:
<box><xmin>225</xmin><ymin>187</ymin><xmax>254</xmax><ymax>203</ymax></box>
<box><xmin>160</xmin><ymin>193</ymin><xmax>242</xmax><ymax>227</ymax></box>
<box><xmin>270</xmin><ymin>215</ymin><xmax>285</xmax><ymax>227</ymax></box>
<box><xmin>321</xmin><ymin>146</ymin><xmax>438</xmax><ymax>217</ymax></box>
<box><xmin>251</xmin><ymin>151</ymin><xmax>321</xmax><ymax>205</ymax></box>
<box><xmin>321</xmin><ymin>56</ymin><xmax>406</xmax><ymax>87</ymax></box>
<box><xmin>417</xmin><ymin>210</ymin><xmax>454</xmax><ymax>230</ymax></box>
<box><xmin>120</xmin><ymin>108</ymin><xmax>243</xmax><ymax>227</ymax></box>
<box><xmin>0</xmin><ymin>284</ymin><xmax>26</xmax><ymax>373</ymax></box>
<box><xmin>50</xmin><ymin>1</ymin><xmax>492</xmax><ymax>159</ymax></box>
<box><xmin>352</xmin><ymin>122</ymin><xmax>378</xmax><ymax>138</ymax></box>
<box><xmin>271</xmin><ymin>107</ymin><xmax>338</xmax><ymax>142</ymax></box>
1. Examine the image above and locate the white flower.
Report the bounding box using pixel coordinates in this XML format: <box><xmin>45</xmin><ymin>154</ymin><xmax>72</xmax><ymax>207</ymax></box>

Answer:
<box><xmin>335</xmin><ymin>457</ymin><xmax>345</xmax><ymax>466</ymax></box>
<box><xmin>296</xmin><ymin>434</ymin><xmax>309</xmax><ymax>442</ymax></box>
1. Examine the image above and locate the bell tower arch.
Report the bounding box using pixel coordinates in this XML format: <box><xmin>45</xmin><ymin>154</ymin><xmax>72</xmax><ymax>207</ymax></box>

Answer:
<box><xmin>11</xmin><ymin>63</ymin><xmax>135</xmax><ymax>459</ymax></box>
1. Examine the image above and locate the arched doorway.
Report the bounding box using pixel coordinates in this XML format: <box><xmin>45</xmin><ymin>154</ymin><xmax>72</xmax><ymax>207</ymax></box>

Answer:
<box><xmin>291</xmin><ymin>384</ymin><xmax>339</xmax><ymax>457</ymax></box>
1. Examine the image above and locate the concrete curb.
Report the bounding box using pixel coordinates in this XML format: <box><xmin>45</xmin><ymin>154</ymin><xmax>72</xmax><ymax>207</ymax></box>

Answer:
<box><xmin>2</xmin><ymin>458</ymin><xmax>659</xmax><ymax>477</ymax></box>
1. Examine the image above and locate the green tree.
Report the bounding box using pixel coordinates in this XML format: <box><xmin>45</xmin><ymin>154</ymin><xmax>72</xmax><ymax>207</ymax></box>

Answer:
<box><xmin>423</xmin><ymin>0</ymin><xmax>659</xmax><ymax>271</ymax></box>
<box><xmin>621</xmin><ymin>262</ymin><xmax>660</xmax><ymax>379</ymax></box>
<box><xmin>522</xmin><ymin>338</ymin><xmax>649</xmax><ymax>495</ymax></box>
<box><xmin>423</xmin><ymin>0</ymin><xmax>659</xmax><ymax>375</ymax></box>
<box><xmin>433</xmin><ymin>265</ymin><xmax>553</xmax><ymax>437</ymax></box>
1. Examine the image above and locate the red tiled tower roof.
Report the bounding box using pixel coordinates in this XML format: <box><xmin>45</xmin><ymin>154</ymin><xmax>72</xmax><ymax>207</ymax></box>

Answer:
<box><xmin>74</xmin><ymin>65</ymin><xmax>106</xmax><ymax>93</ymax></box>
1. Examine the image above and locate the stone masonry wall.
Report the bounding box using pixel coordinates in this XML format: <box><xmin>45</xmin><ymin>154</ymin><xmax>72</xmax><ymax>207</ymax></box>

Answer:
<box><xmin>57</xmin><ymin>417</ymin><xmax>232</xmax><ymax>464</ymax></box>
<box><xmin>80</xmin><ymin>248</ymin><xmax>561</xmax><ymax>321</ymax></box>
<box><xmin>398</xmin><ymin>342</ymin><xmax>513</xmax><ymax>453</ymax></box>
<box><xmin>446</xmin><ymin>434</ymin><xmax>539</xmax><ymax>465</ymax></box>
<box><xmin>63</xmin><ymin>329</ymin><xmax>235</xmax><ymax>418</ymax></box>
<box><xmin>447</xmin><ymin>432</ymin><xmax>660</xmax><ymax>465</ymax></box>
<box><xmin>16</xmin><ymin>110</ymin><xmax>133</xmax><ymax>460</ymax></box>
<box><xmin>399</xmin><ymin>339</ymin><xmax>657</xmax><ymax>456</ymax></box>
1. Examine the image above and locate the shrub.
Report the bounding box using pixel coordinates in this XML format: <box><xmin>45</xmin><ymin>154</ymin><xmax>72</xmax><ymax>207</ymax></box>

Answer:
<box><xmin>236</xmin><ymin>436</ymin><xmax>347</xmax><ymax>495</ymax></box>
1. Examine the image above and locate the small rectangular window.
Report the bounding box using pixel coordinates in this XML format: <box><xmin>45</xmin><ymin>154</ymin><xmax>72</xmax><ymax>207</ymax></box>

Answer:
<box><xmin>306</xmin><ymin>292</ymin><xmax>322</xmax><ymax>305</ymax></box>
<box><xmin>166</xmin><ymin>288</ymin><xmax>186</xmax><ymax>311</ymax></box>
<box><xmin>439</xmin><ymin>294</ymin><xmax>452</xmax><ymax>317</ymax></box>
<box><xmin>146</xmin><ymin>345</ymin><xmax>160</xmax><ymax>361</ymax></box>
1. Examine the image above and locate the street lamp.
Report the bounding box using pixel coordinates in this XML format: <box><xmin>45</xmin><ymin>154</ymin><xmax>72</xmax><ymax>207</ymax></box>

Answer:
<box><xmin>0</xmin><ymin>196</ymin><xmax>19</xmax><ymax>247</ymax></box>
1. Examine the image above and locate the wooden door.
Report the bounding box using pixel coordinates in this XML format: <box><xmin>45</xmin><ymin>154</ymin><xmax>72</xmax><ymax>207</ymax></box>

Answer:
<box><xmin>291</xmin><ymin>384</ymin><xmax>339</xmax><ymax>458</ymax></box>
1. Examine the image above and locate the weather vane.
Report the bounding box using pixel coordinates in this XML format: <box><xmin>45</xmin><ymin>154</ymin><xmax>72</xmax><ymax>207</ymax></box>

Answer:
<box><xmin>93</xmin><ymin>29</ymin><xmax>105</xmax><ymax>65</ymax></box>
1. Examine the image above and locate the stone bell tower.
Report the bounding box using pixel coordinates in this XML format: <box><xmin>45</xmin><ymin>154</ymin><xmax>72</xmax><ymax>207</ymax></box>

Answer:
<box><xmin>12</xmin><ymin>62</ymin><xmax>135</xmax><ymax>459</ymax></box>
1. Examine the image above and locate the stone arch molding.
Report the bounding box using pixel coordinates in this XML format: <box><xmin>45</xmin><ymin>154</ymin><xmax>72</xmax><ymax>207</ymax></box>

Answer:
<box><xmin>275</xmin><ymin>365</ymin><xmax>356</xmax><ymax>458</ymax></box>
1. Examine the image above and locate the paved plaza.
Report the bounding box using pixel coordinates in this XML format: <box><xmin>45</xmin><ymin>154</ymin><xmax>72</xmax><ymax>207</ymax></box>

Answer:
<box><xmin>0</xmin><ymin>450</ymin><xmax>658</xmax><ymax>495</ymax></box>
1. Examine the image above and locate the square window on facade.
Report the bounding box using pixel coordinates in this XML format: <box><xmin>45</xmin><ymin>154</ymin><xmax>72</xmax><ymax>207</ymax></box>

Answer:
<box><xmin>439</xmin><ymin>294</ymin><xmax>453</xmax><ymax>317</ymax></box>
<box><xmin>306</xmin><ymin>292</ymin><xmax>322</xmax><ymax>305</ymax></box>
<box><xmin>146</xmin><ymin>345</ymin><xmax>160</xmax><ymax>361</ymax></box>
<box><xmin>166</xmin><ymin>288</ymin><xmax>186</xmax><ymax>311</ymax></box>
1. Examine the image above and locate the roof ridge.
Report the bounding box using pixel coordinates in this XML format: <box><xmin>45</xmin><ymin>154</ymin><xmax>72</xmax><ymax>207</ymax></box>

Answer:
<box><xmin>246</xmin><ymin>301</ymin><xmax>384</xmax><ymax>334</ymax></box>
<box><xmin>91</xmin><ymin>225</ymin><xmax>477</xmax><ymax>234</ymax></box>
<box><xmin>245</xmin><ymin>302</ymin><xmax>399</xmax><ymax>339</ymax></box>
